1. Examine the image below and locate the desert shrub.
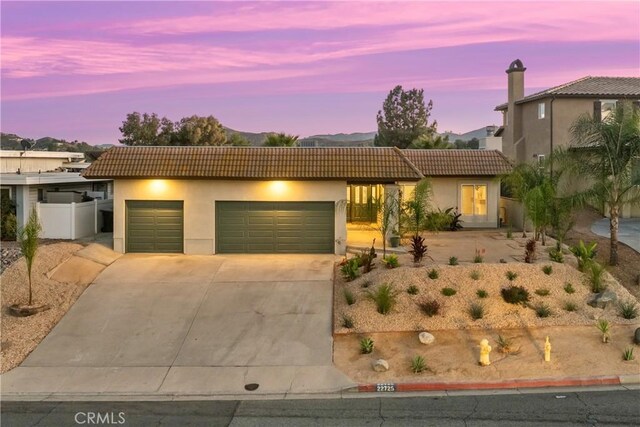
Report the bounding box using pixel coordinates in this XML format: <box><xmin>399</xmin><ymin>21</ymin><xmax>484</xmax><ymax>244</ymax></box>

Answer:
<box><xmin>468</xmin><ymin>302</ymin><xmax>485</xmax><ymax>320</ymax></box>
<box><xmin>357</xmin><ymin>244</ymin><xmax>377</xmax><ymax>273</ymax></box>
<box><xmin>596</xmin><ymin>319</ymin><xmax>610</xmax><ymax>343</ymax></box>
<box><xmin>469</xmin><ymin>270</ymin><xmax>481</xmax><ymax>280</ymax></box>
<box><xmin>501</xmin><ymin>285</ymin><xmax>530</xmax><ymax>305</ymax></box>
<box><xmin>473</xmin><ymin>248</ymin><xmax>485</xmax><ymax>263</ymax></box>
<box><xmin>409</xmin><ymin>235</ymin><xmax>428</xmax><ymax>264</ymax></box>
<box><xmin>496</xmin><ymin>335</ymin><xmax>519</xmax><ymax>354</ymax></box>
<box><xmin>382</xmin><ymin>254</ymin><xmax>399</xmax><ymax>269</ymax></box>
<box><xmin>618</xmin><ymin>300</ymin><xmax>639</xmax><ymax>319</ymax></box>
<box><xmin>341</xmin><ymin>258</ymin><xmax>360</xmax><ymax>281</ymax></box>
<box><xmin>448</xmin><ymin>256</ymin><xmax>459</xmax><ymax>266</ymax></box>
<box><xmin>533</xmin><ymin>302</ymin><xmax>552</xmax><ymax>318</ymax></box>
<box><xmin>361</xmin><ymin>280</ymin><xmax>372</xmax><ymax>289</ymax></box>
<box><xmin>587</xmin><ymin>261</ymin><xmax>607</xmax><ymax>293</ymax></box>
<box><xmin>407</xmin><ymin>285</ymin><xmax>419</xmax><ymax>295</ymax></box>
<box><xmin>418</xmin><ymin>299</ymin><xmax>441</xmax><ymax>317</ymax></box>
<box><xmin>524</xmin><ymin>239</ymin><xmax>536</xmax><ymax>263</ymax></box>
<box><xmin>366</xmin><ymin>283</ymin><xmax>399</xmax><ymax>315</ymax></box>
<box><xmin>563</xmin><ymin>282</ymin><xmax>575</xmax><ymax>294</ymax></box>
<box><xmin>535</xmin><ymin>288</ymin><xmax>550</xmax><ymax>297</ymax></box>
<box><xmin>542</xmin><ymin>265</ymin><xmax>553</xmax><ymax>275</ymax></box>
<box><xmin>623</xmin><ymin>347</ymin><xmax>635</xmax><ymax>361</ymax></box>
<box><xmin>476</xmin><ymin>289</ymin><xmax>488</xmax><ymax>299</ymax></box>
<box><xmin>341</xmin><ymin>314</ymin><xmax>354</xmax><ymax>329</ymax></box>
<box><xmin>424</xmin><ymin>209</ymin><xmax>453</xmax><ymax>231</ymax></box>
<box><xmin>410</xmin><ymin>355</ymin><xmax>427</xmax><ymax>373</ymax></box>
<box><xmin>549</xmin><ymin>247</ymin><xmax>564</xmax><ymax>263</ymax></box>
<box><xmin>506</xmin><ymin>271</ymin><xmax>518</xmax><ymax>281</ymax></box>
<box><xmin>570</xmin><ymin>240</ymin><xmax>597</xmax><ymax>272</ymax></box>
<box><xmin>563</xmin><ymin>301</ymin><xmax>578</xmax><ymax>312</ymax></box>
<box><xmin>427</xmin><ymin>269</ymin><xmax>439</xmax><ymax>279</ymax></box>
<box><xmin>344</xmin><ymin>289</ymin><xmax>356</xmax><ymax>305</ymax></box>
<box><xmin>360</xmin><ymin>337</ymin><xmax>374</xmax><ymax>354</ymax></box>
<box><xmin>441</xmin><ymin>287</ymin><xmax>457</xmax><ymax>297</ymax></box>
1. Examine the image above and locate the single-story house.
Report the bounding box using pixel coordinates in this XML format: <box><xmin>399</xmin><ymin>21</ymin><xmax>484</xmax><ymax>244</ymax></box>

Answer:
<box><xmin>82</xmin><ymin>146</ymin><xmax>512</xmax><ymax>255</ymax></box>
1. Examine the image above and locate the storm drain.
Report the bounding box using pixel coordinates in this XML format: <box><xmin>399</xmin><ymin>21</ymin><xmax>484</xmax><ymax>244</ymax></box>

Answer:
<box><xmin>244</xmin><ymin>383</ymin><xmax>259</xmax><ymax>391</ymax></box>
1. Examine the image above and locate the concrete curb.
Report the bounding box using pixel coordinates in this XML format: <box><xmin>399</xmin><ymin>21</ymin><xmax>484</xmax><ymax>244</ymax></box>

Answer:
<box><xmin>353</xmin><ymin>375</ymin><xmax>634</xmax><ymax>393</ymax></box>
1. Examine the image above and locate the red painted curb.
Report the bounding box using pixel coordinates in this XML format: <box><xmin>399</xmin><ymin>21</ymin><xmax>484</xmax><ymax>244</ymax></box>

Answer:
<box><xmin>357</xmin><ymin>376</ymin><xmax>621</xmax><ymax>393</ymax></box>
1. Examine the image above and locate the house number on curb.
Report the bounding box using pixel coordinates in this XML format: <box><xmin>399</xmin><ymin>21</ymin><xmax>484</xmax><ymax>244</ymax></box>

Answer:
<box><xmin>376</xmin><ymin>383</ymin><xmax>396</xmax><ymax>392</ymax></box>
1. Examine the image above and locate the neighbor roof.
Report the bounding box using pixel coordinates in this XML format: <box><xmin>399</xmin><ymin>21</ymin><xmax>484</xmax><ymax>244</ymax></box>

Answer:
<box><xmin>82</xmin><ymin>146</ymin><xmax>512</xmax><ymax>180</ymax></box>
<box><xmin>495</xmin><ymin>76</ymin><xmax>640</xmax><ymax>111</ymax></box>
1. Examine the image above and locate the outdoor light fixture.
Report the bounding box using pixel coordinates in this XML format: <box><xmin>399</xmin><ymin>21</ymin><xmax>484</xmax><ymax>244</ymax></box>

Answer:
<box><xmin>269</xmin><ymin>180</ymin><xmax>287</xmax><ymax>194</ymax></box>
<box><xmin>149</xmin><ymin>179</ymin><xmax>167</xmax><ymax>194</ymax></box>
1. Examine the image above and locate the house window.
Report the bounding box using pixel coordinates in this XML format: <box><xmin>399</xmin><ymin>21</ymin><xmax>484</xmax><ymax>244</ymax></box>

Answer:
<box><xmin>537</xmin><ymin>102</ymin><xmax>545</xmax><ymax>119</ymax></box>
<box><xmin>461</xmin><ymin>184</ymin><xmax>487</xmax><ymax>216</ymax></box>
<box><xmin>37</xmin><ymin>188</ymin><xmax>45</xmax><ymax>202</ymax></box>
<box><xmin>1</xmin><ymin>187</ymin><xmax>11</xmax><ymax>200</ymax></box>
<box><xmin>595</xmin><ymin>100</ymin><xmax>617</xmax><ymax>121</ymax></box>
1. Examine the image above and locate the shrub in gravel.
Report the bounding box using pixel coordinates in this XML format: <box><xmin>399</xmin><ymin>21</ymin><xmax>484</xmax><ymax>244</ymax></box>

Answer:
<box><xmin>542</xmin><ymin>265</ymin><xmax>553</xmax><ymax>275</ymax></box>
<box><xmin>623</xmin><ymin>347</ymin><xmax>635</xmax><ymax>361</ymax></box>
<box><xmin>501</xmin><ymin>285</ymin><xmax>530</xmax><ymax>305</ymax></box>
<box><xmin>341</xmin><ymin>314</ymin><xmax>354</xmax><ymax>329</ymax></box>
<box><xmin>441</xmin><ymin>287</ymin><xmax>457</xmax><ymax>297</ymax></box>
<box><xmin>341</xmin><ymin>258</ymin><xmax>360</xmax><ymax>281</ymax></box>
<box><xmin>535</xmin><ymin>288</ymin><xmax>550</xmax><ymax>297</ymax></box>
<box><xmin>476</xmin><ymin>289</ymin><xmax>488</xmax><ymax>299</ymax></box>
<box><xmin>366</xmin><ymin>283</ymin><xmax>399</xmax><ymax>315</ymax></box>
<box><xmin>548</xmin><ymin>247</ymin><xmax>564</xmax><ymax>263</ymax></box>
<box><xmin>587</xmin><ymin>261</ymin><xmax>607</xmax><ymax>293</ymax></box>
<box><xmin>469</xmin><ymin>270</ymin><xmax>481</xmax><ymax>280</ymax></box>
<box><xmin>563</xmin><ymin>282</ymin><xmax>575</xmax><ymax>294</ymax></box>
<box><xmin>448</xmin><ymin>256</ymin><xmax>459</xmax><ymax>266</ymax></box>
<box><xmin>427</xmin><ymin>269</ymin><xmax>439</xmax><ymax>279</ymax></box>
<box><xmin>468</xmin><ymin>302</ymin><xmax>485</xmax><ymax>320</ymax></box>
<box><xmin>407</xmin><ymin>285</ymin><xmax>419</xmax><ymax>295</ymax></box>
<box><xmin>496</xmin><ymin>335</ymin><xmax>520</xmax><ymax>354</ymax></box>
<box><xmin>563</xmin><ymin>301</ymin><xmax>578</xmax><ymax>312</ymax></box>
<box><xmin>344</xmin><ymin>289</ymin><xmax>356</xmax><ymax>305</ymax></box>
<box><xmin>418</xmin><ymin>299</ymin><xmax>441</xmax><ymax>317</ymax></box>
<box><xmin>618</xmin><ymin>300</ymin><xmax>639</xmax><ymax>319</ymax></box>
<box><xmin>506</xmin><ymin>271</ymin><xmax>518</xmax><ymax>281</ymax></box>
<box><xmin>533</xmin><ymin>302</ymin><xmax>552</xmax><ymax>318</ymax></box>
<box><xmin>359</xmin><ymin>337</ymin><xmax>374</xmax><ymax>354</ymax></box>
<box><xmin>411</xmin><ymin>355</ymin><xmax>427</xmax><ymax>373</ymax></box>
<box><xmin>524</xmin><ymin>239</ymin><xmax>536</xmax><ymax>263</ymax></box>
<box><xmin>382</xmin><ymin>254</ymin><xmax>400</xmax><ymax>269</ymax></box>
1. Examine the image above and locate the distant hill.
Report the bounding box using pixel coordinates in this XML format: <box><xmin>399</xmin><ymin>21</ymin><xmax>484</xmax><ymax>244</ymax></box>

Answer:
<box><xmin>1</xmin><ymin>133</ymin><xmax>106</xmax><ymax>152</ymax></box>
<box><xmin>304</xmin><ymin>132</ymin><xmax>377</xmax><ymax>142</ymax></box>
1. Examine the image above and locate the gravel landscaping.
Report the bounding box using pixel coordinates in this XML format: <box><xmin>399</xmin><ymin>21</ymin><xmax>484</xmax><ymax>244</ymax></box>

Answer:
<box><xmin>1</xmin><ymin>242</ymin><xmax>84</xmax><ymax>373</ymax></box>
<box><xmin>334</xmin><ymin>256</ymin><xmax>639</xmax><ymax>334</ymax></box>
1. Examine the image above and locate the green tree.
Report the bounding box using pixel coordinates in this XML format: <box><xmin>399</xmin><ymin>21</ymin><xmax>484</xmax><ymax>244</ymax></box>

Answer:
<box><xmin>119</xmin><ymin>112</ymin><xmax>174</xmax><ymax>146</ymax></box>
<box><xmin>410</xmin><ymin>134</ymin><xmax>451</xmax><ymax>149</ymax></box>
<box><xmin>375</xmin><ymin>85</ymin><xmax>438</xmax><ymax>148</ymax></box>
<box><xmin>568</xmin><ymin>101</ymin><xmax>640</xmax><ymax>265</ymax></box>
<box><xmin>401</xmin><ymin>179</ymin><xmax>433</xmax><ymax>235</ymax></box>
<box><xmin>263</xmin><ymin>132</ymin><xmax>299</xmax><ymax>147</ymax></box>
<box><xmin>19</xmin><ymin>208</ymin><xmax>42</xmax><ymax>306</ymax></box>
<box><xmin>228</xmin><ymin>133</ymin><xmax>251</xmax><ymax>146</ymax></box>
<box><xmin>174</xmin><ymin>115</ymin><xmax>227</xmax><ymax>146</ymax></box>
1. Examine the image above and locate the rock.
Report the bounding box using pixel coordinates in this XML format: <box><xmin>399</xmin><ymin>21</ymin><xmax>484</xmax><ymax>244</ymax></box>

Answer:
<box><xmin>588</xmin><ymin>291</ymin><xmax>617</xmax><ymax>309</ymax></box>
<box><xmin>634</xmin><ymin>328</ymin><xmax>640</xmax><ymax>345</ymax></box>
<box><xmin>419</xmin><ymin>332</ymin><xmax>435</xmax><ymax>345</ymax></box>
<box><xmin>1</xmin><ymin>247</ymin><xmax>22</xmax><ymax>274</ymax></box>
<box><xmin>372</xmin><ymin>359</ymin><xmax>389</xmax><ymax>372</ymax></box>
<box><xmin>499</xmin><ymin>258</ymin><xmax>507</xmax><ymax>264</ymax></box>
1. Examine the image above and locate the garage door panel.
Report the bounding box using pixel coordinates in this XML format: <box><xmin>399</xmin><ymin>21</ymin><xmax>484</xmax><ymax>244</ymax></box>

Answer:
<box><xmin>216</xmin><ymin>201</ymin><xmax>334</xmax><ymax>254</ymax></box>
<box><xmin>126</xmin><ymin>201</ymin><xmax>183</xmax><ymax>253</ymax></box>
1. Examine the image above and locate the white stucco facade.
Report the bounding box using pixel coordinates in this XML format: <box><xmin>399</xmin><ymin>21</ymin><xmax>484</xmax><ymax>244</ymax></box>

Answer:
<box><xmin>113</xmin><ymin>179</ymin><xmax>348</xmax><ymax>255</ymax></box>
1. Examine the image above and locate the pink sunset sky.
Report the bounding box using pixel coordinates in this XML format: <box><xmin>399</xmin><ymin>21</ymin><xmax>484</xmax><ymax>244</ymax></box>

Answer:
<box><xmin>1</xmin><ymin>1</ymin><xmax>639</xmax><ymax>144</ymax></box>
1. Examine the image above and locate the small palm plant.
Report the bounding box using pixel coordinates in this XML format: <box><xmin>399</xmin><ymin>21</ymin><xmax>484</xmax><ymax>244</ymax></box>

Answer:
<box><xmin>410</xmin><ymin>355</ymin><xmax>427</xmax><ymax>373</ymax></box>
<box><xmin>360</xmin><ymin>337</ymin><xmax>375</xmax><ymax>354</ymax></box>
<box><xmin>596</xmin><ymin>319</ymin><xmax>610</xmax><ymax>343</ymax></box>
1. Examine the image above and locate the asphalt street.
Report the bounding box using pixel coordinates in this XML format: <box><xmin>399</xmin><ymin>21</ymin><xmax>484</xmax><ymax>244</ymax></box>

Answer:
<box><xmin>2</xmin><ymin>389</ymin><xmax>639</xmax><ymax>426</ymax></box>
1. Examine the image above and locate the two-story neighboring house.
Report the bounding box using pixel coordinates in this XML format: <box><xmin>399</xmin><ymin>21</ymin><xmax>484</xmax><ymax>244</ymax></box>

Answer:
<box><xmin>495</xmin><ymin>59</ymin><xmax>640</xmax><ymax>164</ymax></box>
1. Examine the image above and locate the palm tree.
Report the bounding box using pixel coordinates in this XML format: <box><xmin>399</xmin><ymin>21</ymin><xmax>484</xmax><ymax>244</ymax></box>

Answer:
<box><xmin>19</xmin><ymin>208</ymin><xmax>42</xmax><ymax>306</ymax></box>
<box><xmin>410</xmin><ymin>133</ymin><xmax>452</xmax><ymax>149</ymax></box>
<box><xmin>503</xmin><ymin>162</ymin><xmax>540</xmax><ymax>237</ymax></box>
<box><xmin>402</xmin><ymin>178</ymin><xmax>433</xmax><ymax>235</ymax></box>
<box><xmin>263</xmin><ymin>132</ymin><xmax>299</xmax><ymax>147</ymax></box>
<box><xmin>568</xmin><ymin>101</ymin><xmax>640</xmax><ymax>265</ymax></box>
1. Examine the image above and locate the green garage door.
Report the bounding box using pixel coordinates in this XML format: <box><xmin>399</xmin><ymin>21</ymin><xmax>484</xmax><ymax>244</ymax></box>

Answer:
<box><xmin>216</xmin><ymin>202</ymin><xmax>335</xmax><ymax>254</ymax></box>
<box><xmin>126</xmin><ymin>201</ymin><xmax>184</xmax><ymax>253</ymax></box>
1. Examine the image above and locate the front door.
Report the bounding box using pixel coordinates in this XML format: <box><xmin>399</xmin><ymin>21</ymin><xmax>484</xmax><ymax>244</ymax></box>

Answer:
<box><xmin>347</xmin><ymin>185</ymin><xmax>379</xmax><ymax>223</ymax></box>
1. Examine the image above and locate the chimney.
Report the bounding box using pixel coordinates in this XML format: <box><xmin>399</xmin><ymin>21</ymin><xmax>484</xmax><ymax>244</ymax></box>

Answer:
<box><xmin>503</xmin><ymin>59</ymin><xmax>526</xmax><ymax>162</ymax></box>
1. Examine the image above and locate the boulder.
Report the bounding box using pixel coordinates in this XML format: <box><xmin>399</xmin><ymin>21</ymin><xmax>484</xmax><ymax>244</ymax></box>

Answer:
<box><xmin>372</xmin><ymin>359</ymin><xmax>389</xmax><ymax>372</ymax></box>
<box><xmin>419</xmin><ymin>332</ymin><xmax>435</xmax><ymax>345</ymax></box>
<box><xmin>634</xmin><ymin>328</ymin><xmax>640</xmax><ymax>345</ymax></box>
<box><xmin>587</xmin><ymin>291</ymin><xmax>617</xmax><ymax>309</ymax></box>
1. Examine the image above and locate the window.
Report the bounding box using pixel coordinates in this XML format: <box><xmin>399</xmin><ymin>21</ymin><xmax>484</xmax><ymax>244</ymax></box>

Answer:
<box><xmin>461</xmin><ymin>184</ymin><xmax>487</xmax><ymax>216</ymax></box>
<box><xmin>595</xmin><ymin>100</ymin><xmax>617</xmax><ymax>121</ymax></box>
<box><xmin>37</xmin><ymin>188</ymin><xmax>45</xmax><ymax>202</ymax></box>
<box><xmin>537</xmin><ymin>102</ymin><xmax>545</xmax><ymax>119</ymax></box>
<box><xmin>1</xmin><ymin>187</ymin><xmax>11</xmax><ymax>200</ymax></box>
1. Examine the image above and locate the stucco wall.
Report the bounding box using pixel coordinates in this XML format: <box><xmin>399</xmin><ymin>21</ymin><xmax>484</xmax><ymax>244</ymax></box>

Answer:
<box><xmin>113</xmin><ymin>179</ymin><xmax>348</xmax><ymax>255</ymax></box>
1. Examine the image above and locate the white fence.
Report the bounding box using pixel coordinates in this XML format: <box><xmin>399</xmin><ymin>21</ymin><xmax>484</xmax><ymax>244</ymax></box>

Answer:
<box><xmin>37</xmin><ymin>199</ymin><xmax>113</xmax><ymax>240</ymax></box>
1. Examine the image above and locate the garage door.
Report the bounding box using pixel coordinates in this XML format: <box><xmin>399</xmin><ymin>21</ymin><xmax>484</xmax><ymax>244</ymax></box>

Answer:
<box><xmin>216</xmin><ymin>202</ymin><xmax>334</xmax><ymax>253</ymax></box>
<box><xmin>126</xmin><ymin>201</ymin><xmax>183</xmax><ymax>253</ymax></box>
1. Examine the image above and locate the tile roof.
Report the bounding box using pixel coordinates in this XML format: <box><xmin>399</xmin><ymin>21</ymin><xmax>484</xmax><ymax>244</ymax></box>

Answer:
<box><xmin>82</xmin><ymin>146</ymin><xmax>512</xmax><ymax>180</ymax></box>
<box><xmin>495</xmin><ymin>76</ymin><xmax>640</xmax><ymax>110</ymax></box>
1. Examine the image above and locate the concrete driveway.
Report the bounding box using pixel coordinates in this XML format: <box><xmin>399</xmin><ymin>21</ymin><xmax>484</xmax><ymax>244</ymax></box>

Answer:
<box><xmin>591</xmin><ymin>218</ymin><xmax>640</xmax><ymax>253</ymax></box>
<box><xmin>5</xmin><ymin>254</ymin><xmax>354</xmax><ymax>396</ymax></box>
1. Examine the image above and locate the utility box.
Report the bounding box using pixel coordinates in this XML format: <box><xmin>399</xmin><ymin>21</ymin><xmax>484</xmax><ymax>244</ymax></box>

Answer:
<box><xmin>46</xmin><ymin>191</ymin><xmax>83</xmax><ymax>203</ymax></box>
